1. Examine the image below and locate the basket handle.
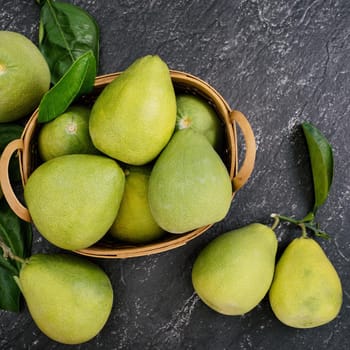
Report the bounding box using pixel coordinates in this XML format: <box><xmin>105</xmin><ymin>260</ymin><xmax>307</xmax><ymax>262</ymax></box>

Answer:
<box><xmin>0</xmin><ymin>139</ymin><xmax>31</xmax><ymax>222</ymax></box>
<box><xmin>230</xmin><ymin>110</ymin><xmax>256</xmax><ymax>191</ymax></box>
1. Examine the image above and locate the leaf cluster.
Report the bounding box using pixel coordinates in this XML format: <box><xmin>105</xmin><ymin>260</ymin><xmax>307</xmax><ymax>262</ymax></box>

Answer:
<box><xmin>37</xmin><ymin>0</ymin><xmax>99</xmax><ymax>123</ymax></box>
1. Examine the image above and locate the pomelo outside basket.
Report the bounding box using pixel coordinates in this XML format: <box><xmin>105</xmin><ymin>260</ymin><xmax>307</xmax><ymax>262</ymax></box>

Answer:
<box><xmin>0</xmin><ymin>70</ymin><xmax>256</xmax><ymax>259</ymax></box>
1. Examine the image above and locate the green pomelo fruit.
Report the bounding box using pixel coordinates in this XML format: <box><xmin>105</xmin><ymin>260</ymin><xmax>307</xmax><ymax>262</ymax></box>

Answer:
<box><xmin>192</xmin><ymin>223</ymin><xmax>278</xmax><ymax>315</ymax></box>
<box><xmin>38</xmin><ymin>105</ymin><xmax>99</xmax><ymax>161</ymax></box>
<box><xmin>0</xmin><ymin>31</ymin><xmax>50</xmax><ymax>122</ymax></box>
<box><xmin>89</xmin><ymin>55</ymin><xmax>176</xmax><ymax>165</ymax></box>
<box><xmin>269</xmin><ymin>237</ymin><xmax>342</xmax><ymax>328</ymax></box>
<box><xmin>176</xmin><ymin>94</ymin><xmax>225</xmax><ymax>153</ymax></box>
<box><xmin>16</xmin><ymin>253</ymin><xmax>113</xmax><ymax>345</ymax></box>
<box><xmin>110</xmin><ymin>165</ymin><xmax>165</xmax><ymax>243</ymax></box>
<box><xmin>24</xmin><ymin>154</ymin><xmax>125</xmax><ymax>250</ymax></box>
<box><xmin>148</xmin><ymin>129</ymin><xmax>232</xmax><ymax>233</ymax></box>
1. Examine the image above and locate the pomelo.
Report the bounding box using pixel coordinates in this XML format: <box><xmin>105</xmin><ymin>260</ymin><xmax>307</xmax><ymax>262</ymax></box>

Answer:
<box><xmin>109</xmin><ymin>165</ymin><xmax>165</xmax><ymax>243</ymax></box>
<box><xmin>176</xmin><ymin>94</ymin><xmax>225</xmax><ymax>153</ymax></box>
<box><xmin>0</xmin><ymin>31</ymin><xmax>50</xmax><ymax>122</ymax></box>
<box><xmin>148</xmin><ymin>129</ymin><xmax>232</xmax><ymax>233</ymax></box>
<box><xmin>16</xmin><ymin>253</ymin><xmax>113</xmax><ymax>344</ymax></box>
<box><xmin>192</xmin><ymin>224</ymin><xmax>278</xmax><ymax>315</ymax></box>
<box><xmin>38</xmin><ymin>105</ymin><xmax>99</xmax><ymax>161</ymax></box>
<box><xmin>24</xmin><ymin>154</ymin><xmax>125</xmax><ymax>250</ymax></box>
<box><xmin>269</xmin><ymin>237</ymin><xmax>342</xmax><ymax>328</ymax></box>
<box><xmin>89</xmin><ymin>55</ymin><xmax>176</xmax><ymax>165</ymax></box>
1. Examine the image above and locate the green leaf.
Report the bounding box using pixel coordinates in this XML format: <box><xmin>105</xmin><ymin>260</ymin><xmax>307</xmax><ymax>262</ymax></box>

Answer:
<box><xmin>0</xmin><ymin>124</ymin><xmax>23</xmax><ymax>152</ymax></box>
<box><xmin>302</xmin><ymin>122</ymin><xmax>334</xmax><ymax>213</ymax></box>
<box><xmin>38</xmin><ymin>0</ymin><xmax>99</xmax><ymax>84</ymax></box>
<box><xmin>0</xmin><ymin>198</ymin><xmax>32</xmax><ymax>271</ymax></box>
<box><xmin>37</xmin><ymin>50</ymin><xmax>96</xmax><ymax>123</ymax></box>
<box><xmin>300</xmin><ymin>212</ymin><xmax>315</xmax><ymax>223</ymax></box>
<box><xmin>0</xmin><ymin>265</ymin><xmax>21</xmax><ymax>312</ymax></box>
<box><xmin>0</xmin><ymin>124</ymin><xmax>24</xmax><ymax>183</ymax></box>
<box><xmin>0</xmin><ymin>198</ymin><xmax>32</xmax><ymax>312</ymax></box>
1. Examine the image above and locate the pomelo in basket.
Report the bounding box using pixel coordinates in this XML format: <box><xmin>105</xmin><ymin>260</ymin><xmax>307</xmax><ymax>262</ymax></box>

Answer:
<box><xmin>89</xmin><ymin>55</ymin><xmax>176</xmax><ymax>165</ymax></box>
<box><xmin>0</xmin><ymin>31</ymin><xmax>50</xmax><ymax>122</ymax></box>
<box><xmin>109</xmin><ymin>165</ymin><xmax>165</xmax><ymax>244</ymax></box>
<box><xmin>176</xmin><ymin>93</ymin><xmax>225</xmax><ymax>153</ymax></box>
<box><xmin>38</xmin><ymin>105</ymin><xmax>99</xmax><ymax>161</ymax></box>
<box><xmin>148</xmin><ymin>129</ymin><xmax>232</xmax><ymax>233</ymax></box>
<box><xmin>24</xmin><ymin>154</ymin><xmax>125</xmax><ymax>250</ymax></box>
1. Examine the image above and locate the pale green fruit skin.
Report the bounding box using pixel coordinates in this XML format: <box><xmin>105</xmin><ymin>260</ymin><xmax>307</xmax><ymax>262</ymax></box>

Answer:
<box><xmin>148</xmin><ymin>129</ymin><xmax>232</xmax><ymax>233</ymax></box>
<box><xmin>16</xmin><ymin>253</ymin><xmax>113</xmax><ymax>345</ymax></box>
<box><xmin>89</xmin><ymin>55</ymin><xmax>176</xmax><ymax>165</ymax></box>
<box><xmin>192</xmin><ymin>223</ymin><xmax>278</xmax><ymax>315</ymax></box>
<box><xmin>176</xmin><ymin>94</ymin><xmax>225</xmax><ymax>153</ymax></box>
<box><xmin>110</xmin><ymin>166</ymin><xmax>165</xmax><ymax>243</ymax></box>
<box><xmin>0</xmin><ymin>31</ymin><xmax>50</xmax><ymax>122</ymax></box>
<box><xmin>38</xmin><ymin>105</ymin><xmax>99</xmax><ymax>161</ymax></box>
<box><xmin>24</xmin><ymin>154</ymin><xmax>125</xmax><ymax>250</ymax></box>
<box><xmin>269</xmin><ymin>237</ymin><xmax>342</xmax><ymax>328</ymax></box>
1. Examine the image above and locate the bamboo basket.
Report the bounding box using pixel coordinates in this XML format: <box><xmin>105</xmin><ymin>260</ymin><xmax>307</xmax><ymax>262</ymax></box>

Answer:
<box><xmin>0</xmin><ymin>70</ymin><xmax>256</xmax><ymax>259</ymax></box>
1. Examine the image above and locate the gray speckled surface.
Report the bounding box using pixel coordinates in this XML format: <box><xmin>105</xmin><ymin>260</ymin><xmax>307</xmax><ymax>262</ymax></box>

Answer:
<box><xmin>1</xmin><ymin>0</ymin><xmax>350</xmax><ymax>349</ymax></box>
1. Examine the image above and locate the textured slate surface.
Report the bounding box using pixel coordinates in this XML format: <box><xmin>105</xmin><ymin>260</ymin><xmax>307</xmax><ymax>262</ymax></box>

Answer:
<box><xmin>1</xmin><ymin>0</ymin><xmax>349</xmax><ymax>349</ymax></box>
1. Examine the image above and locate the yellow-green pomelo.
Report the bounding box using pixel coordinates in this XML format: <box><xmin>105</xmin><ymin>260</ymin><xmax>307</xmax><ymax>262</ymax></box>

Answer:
<box><xmin>176</xmin><ymin>94</ymin><xmax>225</xmax><ymax>153</ymax></box>
<box><xmin>192</xmin><ymin>223</ymin><xmax>277</xmax><ymax>315</ymax></box>
<box><xmin>16</xmin><ymin>253</ymin><xmax>113</xmax><ymax>345</ymax></box>
<box><xmin>269</xmin><ymin>237</ymin><xmax>342</xmax><ymax>328</ymax></box>
<box><xmin>110</xmin><ymin>165</ymin><xmax>165</xmax><ymax>243</ymax></box>
<box><xmin>24</xmin><ymin>154</ymin><xmax>125</xmax><ymax>250</ymax></box>
<box><xmin>148</xmin><ymin>129</ymin><xmax>232</xmax><ymax>233</ymax></box>
<box><xmin>0</xmin><ymin>31</ymin><xmax>50</xmax><ymax>122</ymax></box>
<box><xmin>89</xmin><ymin>55</ymin><xmax>176</xmax><ymax>165</ymax></box>
<box><xmin>38</xmin><ymin>105</ymin><xmax>99</xmax><ymax>161</ymax></box>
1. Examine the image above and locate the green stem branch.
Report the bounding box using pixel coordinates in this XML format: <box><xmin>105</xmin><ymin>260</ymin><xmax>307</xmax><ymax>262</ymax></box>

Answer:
<box><xmin>270</xmin><ymin>213</ymin><xmax>329</xmax><ymax>239</ymax></box>
<box><xmin>0</xmin><ymin>237</ymin><xmax>26</xmax><ymax>265</ymax></box>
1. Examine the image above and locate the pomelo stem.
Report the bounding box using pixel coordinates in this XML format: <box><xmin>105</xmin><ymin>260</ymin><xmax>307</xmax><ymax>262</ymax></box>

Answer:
<box><xmin>0</xmin><ymin>237</ymin><xmax>26</xmax><ymax>264</ymax></box>
<box><xmin>299</xmin><ymin>223</ymin><xmax>308</xmax><ymax>238</ymax></box>
<box><xmin>270</xmin><ymin>213</ymin><xmax>329</xmax><ymax>239</ymax></box>
<box><xmin>270</xmin><ymin>213</ymin><xmax>280</xmax><ymax>230</ymax></box>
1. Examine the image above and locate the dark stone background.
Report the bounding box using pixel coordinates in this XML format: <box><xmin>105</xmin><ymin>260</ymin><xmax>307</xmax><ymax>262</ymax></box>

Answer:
<box><xmin>1</xmin><ymin>0</ymin><xmax>349</xmax><ymax>349</ymax></box>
